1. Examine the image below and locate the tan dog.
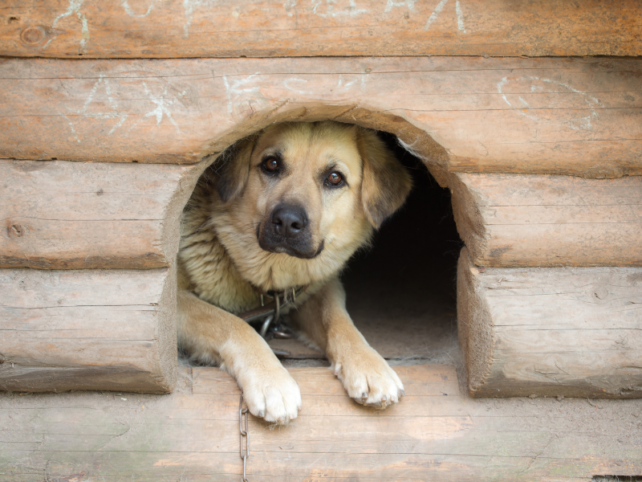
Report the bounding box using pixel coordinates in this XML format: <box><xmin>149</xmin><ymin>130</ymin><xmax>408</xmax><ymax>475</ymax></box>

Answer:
<box><xmin>177</xmin><ymin>121</ymin><xmax>411</xmax><ymax>423</ymax></box>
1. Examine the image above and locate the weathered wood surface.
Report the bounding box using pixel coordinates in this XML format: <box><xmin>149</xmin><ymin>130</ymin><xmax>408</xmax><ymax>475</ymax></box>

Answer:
<box><xmin>1</xmin><ymin>57</ymin><xmax>641</xmax><ymax>185</ymax></box>
<box><xmin>450</xmin><ymin>173</ymin><xmax>642</xmax><ymax>268</ymax></box>
<box><xmin>1</xmin><ymin>365</ymin><xmax>641</xmax><ymax>481</ymax></box>
<box><xmin>0</xmin><ymin>160</ymin><xmax>202</xmax><ymax>270</ymax></box>
<box><xmin>0</xmin><ymin>268</ymin><xmax>177</xmax><ymax>393</ymax></box>
<box><xmin>1</xmin><ymin>0</ymin><xmax>640</xmax><ymax>59</ymax></box>
<box><xmin>457</xmin><ymin>248</ymin><xmax>642</xmax><ymax>399</ymax></box>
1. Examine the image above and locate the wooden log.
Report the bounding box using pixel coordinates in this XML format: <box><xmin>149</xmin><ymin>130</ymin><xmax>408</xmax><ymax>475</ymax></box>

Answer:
<box><xmin>1</xmin><ymin>57</ymin><xmax>641</xmax><ymax>185</ymax></box>
<box><xmin>0</xmin><ymin>160</ymin><xmax>202</xmax><ymax>270</ymax></box>
<box><xmin>450</xmin><ymin>173</ymin><xmax>642</xmax><ymax>268</ymax></box>
<box><xmin>1</xmin><ymin>365</ymin><xmax>640</xmax><ymax>481</ymax></box>
<box><xmin>0</xmin><ymin>267</ymin><xmax>177</xmax><ymax>393</ymax></box>
<box><xmin>0</xmin><ymin>0</ymin><xmax>640</xmax><ymax>59</ymax></box>
<box><xmin>457</xmin><ymin>248</ymin><xmax>642</xmax><ymax>399</ymax></box>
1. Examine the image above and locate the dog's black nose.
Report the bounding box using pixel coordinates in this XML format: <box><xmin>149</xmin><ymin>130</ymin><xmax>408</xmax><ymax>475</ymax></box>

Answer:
<box><xmin>272</xmin><ymin>205</ymin><xmax>308</xmax><ymax>238</ymax></box>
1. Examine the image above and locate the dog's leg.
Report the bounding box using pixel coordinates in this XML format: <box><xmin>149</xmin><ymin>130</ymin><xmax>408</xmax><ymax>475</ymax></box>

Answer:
<box><xmin>290</xmin><ymin>278</ymin><xmax>404</xmax><ymax>408</ymax></box>
<box><xmin>178</xmin><ymin>290</ymin><xmax>301</xmax><ymax>423</ymax></box>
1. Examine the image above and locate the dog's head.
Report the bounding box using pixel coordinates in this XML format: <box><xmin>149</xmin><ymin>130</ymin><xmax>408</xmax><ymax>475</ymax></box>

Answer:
<box><xmin>210</xmin><ymin>121</ymin><xmax>412</xmax><ymax>289</ymax></box>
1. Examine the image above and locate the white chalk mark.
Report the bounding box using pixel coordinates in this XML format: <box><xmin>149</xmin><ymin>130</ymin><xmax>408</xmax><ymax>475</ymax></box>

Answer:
<box><xmin>283</xmin><ymin>0</ymin><xmax>297</xmax><ymax>16</ymax></box>
<box><xmin>455</xmin><ymin>0</ymin><xmax>466</xmax><ymax>33</ymax></box>
<box><xmin>52</xmin><ymin>0</ymin><xmax>84</xmax><ymax>27</ymax></box>
<box><xmin>80</xmin><ymin>16</ymin><xmax>89</xmax><ymax>50</ymax></box>
<box><xmin>222</xmin><ymin>73</ymin><xmax>263</xmax><ymax>115</ymax></box>
<box><xmin>384</xmin><ymin>0</ymin><xmax>416</xmax><ymax>13</ymax></box>
<box><xmin>121</xmin><ymin>0</ymin><xmax>155</xmax><ymax>17</ymax></box>
<box><xmin>424</xmin><ymin>0</ymin><xmax>448</xmax><ymax>31</ymax></box>
<box><xmin>497</xmin><ymin>76</ymin><xmax>601</xmax><ymax>131</ymax></box>
<box><xmin>183</xmin><ymin>0</ymin><xmax>217</xmax><ymax>38</ymax></box>
<box><xmin>312</xmin><ymin>0</ymin><xmax>368</xmax><ymax>18</ymax></box>
<box><xmin>141</xmin><ymin>82</ymin><xmax>181</xmax><ymax>133</ymax></box>
<box><xmin>336</xmin><ymin>74</ymin><xmax>366</xmax><ymax>92</ymax></box>
<box><xmin>59</xmin><ymin>111</ymin><xmax>81</xmax><ymax>143</ymax></box>
<box><xmin>424</xmin><ymin>0</ymin><xmax>466</xmax><ymax>33</ymax></box>
<box><xmin>60</xmin><ymin>75</ymin><xmax>131</xmax><ymax>140</ymax></box>
<box><xmin>52</xmin><ymin>0</ymin><xmax>89</xmax><ymax>52</ymax></box>
<box><xmin>283</xmin><ymin>78</ymin><xmax>315</xmax><ymax>95</ymax></box>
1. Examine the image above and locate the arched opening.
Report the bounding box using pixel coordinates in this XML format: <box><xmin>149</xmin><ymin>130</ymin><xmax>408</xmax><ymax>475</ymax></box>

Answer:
<box><xmin>180</xmin><ymin>107</ymin><xmax>464</xmax><ymax>371</ymax></box>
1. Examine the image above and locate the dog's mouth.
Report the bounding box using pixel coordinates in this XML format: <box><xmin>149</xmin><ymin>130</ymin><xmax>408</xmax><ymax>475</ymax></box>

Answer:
<box><xmin>256</xmin><ymin>223</ymin><xmax>324</xmax><ymax>259</ymax></box>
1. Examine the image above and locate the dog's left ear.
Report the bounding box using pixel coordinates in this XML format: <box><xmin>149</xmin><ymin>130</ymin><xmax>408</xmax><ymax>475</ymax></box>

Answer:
<box><xmin>213</xmin><ymin>134</ymin><xmax>257</xmax><ymax>203</ymax></box>
<box><xmin>356</xmin><ymin>128</ymin><xmax>413</xmax><ymax>229</ymax></box>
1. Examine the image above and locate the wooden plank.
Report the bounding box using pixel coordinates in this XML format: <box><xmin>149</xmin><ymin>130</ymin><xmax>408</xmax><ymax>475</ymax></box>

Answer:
<box><xmin>1</xmin><ymin>57</ymin><xmax>640</xmax><ymax>184</ymax></box>
<box><xmin>450</xmin><ymin>173</ymin><xmax>642</xmax><ymax>267</ymax></box>
<box><xmin>0</xmin><ymin>268</ymin><xmax>177</xmax><ymax>393</ymax></box>
<box><xmin>1</xmin><ymin>365</ymin><xmax>640</xmax><ymax>481</ymax></box>
<box><xmin>457</xmin><ymin>248</ymin><xmax>642</xmax><ymax>399</ymax></box>
<box><xmin>0</xmin><ymin>160</ymin><xmax>202</xmax><ymax>270</ymax></box>
<box><xmin>0</xmin><ymin>0</ymin><xmax>639</xmax><ymax>59</ymax></box>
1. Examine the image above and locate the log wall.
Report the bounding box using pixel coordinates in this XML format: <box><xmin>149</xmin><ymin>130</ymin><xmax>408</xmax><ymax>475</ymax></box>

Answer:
<box><xmin>457</xmin><ymin>248</ymin><xmax>642</xmax><ymax>399</ymax></box>
<box><xmin>2</xmin><ymin>57</ymin><xmax>640</xmax><ymax>184</ymax></box>
<box><xmin>0</xmin><ymin>267</ymin><xmax>177</xmax><ymax>393</ymax></box>
<box><xmin>1</xmin><ymin>53</ymin><xmax>641</xmax><ymax>396</ymax></box>
<box><xmin>450</xmin><ymin>173</ymin><xmax>642</xmax><ymax>268</ymax></box>
<box><xmin>1</xmin><ymin>160</ymin><xmax>201</xmax><ymax>270</ymax></box>
<box><xmin>1</xmin><ymin>0</ymin><xmax>640</xmax><ymax>58</ymax></box>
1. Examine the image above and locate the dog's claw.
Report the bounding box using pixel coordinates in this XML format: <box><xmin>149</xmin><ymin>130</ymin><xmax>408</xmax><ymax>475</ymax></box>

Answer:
<box><xmin>361</xmin><ymin>392</ymin><xmax>368</xmax><ymax>400</ymax></box>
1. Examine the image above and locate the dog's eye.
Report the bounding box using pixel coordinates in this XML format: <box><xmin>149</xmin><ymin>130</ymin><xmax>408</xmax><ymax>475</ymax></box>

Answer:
<box><xmin>325</xmin><ymin>171</ymin><xmax>345</xmax><ymax>188</ymax></box>
<box><xmin>261</xmin><ymin>156</ymin><xmax>280</xmax><ymax>174</ymax></box>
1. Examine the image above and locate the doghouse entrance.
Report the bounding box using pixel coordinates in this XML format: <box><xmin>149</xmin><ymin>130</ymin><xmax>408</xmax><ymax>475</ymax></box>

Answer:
<box><xmin>269</xmin><ymin>132</ymin><xmax>463</xmax><ymax>366</ymax></box>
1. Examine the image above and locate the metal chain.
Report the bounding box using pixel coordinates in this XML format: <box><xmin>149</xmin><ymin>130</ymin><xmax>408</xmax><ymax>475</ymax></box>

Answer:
<box><xmin>239</xmin><ymin>394</ymin><xmax>250</xmax><ymax>482</ymax></box>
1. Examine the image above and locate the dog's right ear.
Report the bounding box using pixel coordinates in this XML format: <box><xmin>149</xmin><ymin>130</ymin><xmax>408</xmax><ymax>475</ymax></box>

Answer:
<box><xmin>212</xmin><ymin>135</ymin><xmax>257</xmax><ymax>203</ymax></box>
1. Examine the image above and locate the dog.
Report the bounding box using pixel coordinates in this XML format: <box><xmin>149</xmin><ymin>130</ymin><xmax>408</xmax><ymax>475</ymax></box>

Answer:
<box><xmin>177</xmin><ymin>121</ymin><xmax>412</xmax><ymax>424</ymax></box>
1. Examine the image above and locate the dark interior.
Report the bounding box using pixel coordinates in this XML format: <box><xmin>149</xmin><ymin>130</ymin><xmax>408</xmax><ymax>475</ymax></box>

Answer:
<box><xmin>340</xmin><ymin>132</ymin><xmax>463</xmax><ymax>364</ymax></box>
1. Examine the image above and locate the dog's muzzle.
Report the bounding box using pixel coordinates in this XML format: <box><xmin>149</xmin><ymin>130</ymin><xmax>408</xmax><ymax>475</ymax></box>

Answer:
<box><xmin>258</xmin><ymin>203</ymin><xmax>323</xmax><ymax>259</ymax></box>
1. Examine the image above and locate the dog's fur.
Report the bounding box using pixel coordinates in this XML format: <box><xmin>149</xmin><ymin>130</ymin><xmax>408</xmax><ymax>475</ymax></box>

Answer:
<box><xmin>177</xmin><ymin>121</ymin><xmax>412</xmax><ymax>423</ymax></box>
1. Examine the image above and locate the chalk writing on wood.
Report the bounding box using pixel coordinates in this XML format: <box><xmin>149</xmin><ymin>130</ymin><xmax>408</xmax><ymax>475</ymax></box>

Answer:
<box><xmin>497</xmin><ymin>76</ymin><xmax>601</xmax><ymax>131</ymax></box>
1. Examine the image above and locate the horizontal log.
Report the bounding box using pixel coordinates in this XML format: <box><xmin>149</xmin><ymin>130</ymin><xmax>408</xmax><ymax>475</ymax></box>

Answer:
<box><xmin>1</xmin><ymin>365</ymin><xmax>640</xmax><ymax>481</ymax></box>
<box><xmin>457</xmin><ymin>248</ymin><xmax>642</xmax><ymax>399</ymax></box>
<box><xmin>0</xmin><ymin>0</ymin><xmax>639</xmax><ymax>59</ymax></box>
<box><xmin>0</xmin><ymin>268</ymin><xmax>177</xmax><ymax>393</ymax></box>
<box><xmin>451</xmin><ymin>173</ymin><xmax>642</xmax><ymax>267</ymax></box>
<box><xmin>0</xmin><ymin>160</ymin><xmax>201</xmax><ymax>270</ymax></box>
<box><xmin>1</xmin><ymin>57</ymin><xmax>641</xmax><ymax>183</ymax></box>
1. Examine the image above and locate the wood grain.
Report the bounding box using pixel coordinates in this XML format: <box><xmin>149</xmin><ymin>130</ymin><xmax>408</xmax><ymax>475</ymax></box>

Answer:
<box><xmin>0</xmin><ymin>0</ymin><xmax>639</xmax><ymax>59</ymax></box>
<box><xmin>0</xmin><ymin>267</ymin><xmax>177</xmax><ymax>393</ymax></box>
<box><xmin>0</xmin><ymin>160</ymin><xmax>202</xmax><ymax>270</ymax></box>
<box><xmin>1</xmin><ymin>365</ymin><xmax>640</xmax><ymax>481</ymax></box>
<box><xmin>457</xmin><ymin>248</ymin><xmax>642</xmax><ymax>399</ymax></box>
<box><xmin>1</xmin><ymin>57</ymin><xmax>640</xmax><ymax>184</ymax></box>
<box><xmin>450</xmin><ymin>173</ymin><xmax>642</xmax><ymax>267</ymax></box>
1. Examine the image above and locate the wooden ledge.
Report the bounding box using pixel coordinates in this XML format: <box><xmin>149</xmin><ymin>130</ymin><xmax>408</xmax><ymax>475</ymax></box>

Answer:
<box><xmin>1</xmin><ymin>364</ymin><xmax>641</xmax><ymax>480</ymax></box>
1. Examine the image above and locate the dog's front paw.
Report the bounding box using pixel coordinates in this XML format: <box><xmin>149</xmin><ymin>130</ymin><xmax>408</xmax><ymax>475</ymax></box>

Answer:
<box><xmin>333</xmin><ymin>346</ymin><xmax>404</xmax><ymax>409</ymax></box>
<box><xmin>239</xmin><ymin>365</ymin><xmax>302</xmax><ymax>425</ymax></box>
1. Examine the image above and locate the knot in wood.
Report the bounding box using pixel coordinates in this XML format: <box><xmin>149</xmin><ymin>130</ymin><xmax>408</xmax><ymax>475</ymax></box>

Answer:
<box><xmin>20</xmin><ymin>26</ymin><xmax>47</xmax><ymax>45</ymax></box>
<box><xmin>593</xmin><ymin>286</ymin><xmax>609</xmax><ymax>300</ymax></box>
<box><xmin>8</xmin><ymin>223</ymin><xmax>25</xmax><ymax>238</ymax></box>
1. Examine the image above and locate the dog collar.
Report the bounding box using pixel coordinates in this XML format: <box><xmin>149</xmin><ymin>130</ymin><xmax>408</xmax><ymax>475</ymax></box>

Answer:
<box><xmin>239</xmin><ymin>285</ymin><xmax>309</xmax><ymax>338</ymax></box>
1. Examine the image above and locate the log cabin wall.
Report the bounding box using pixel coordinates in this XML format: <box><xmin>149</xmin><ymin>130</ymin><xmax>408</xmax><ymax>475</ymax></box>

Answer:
<box><xmin>0</xmin><ymin>0</ymin><xmax>641</xmax><ymax>397</ymax></box>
